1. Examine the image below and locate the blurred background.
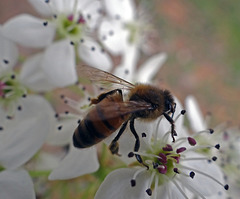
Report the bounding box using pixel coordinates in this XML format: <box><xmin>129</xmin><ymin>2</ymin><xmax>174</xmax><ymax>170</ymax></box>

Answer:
<box><xmin>0</xmin><ymin>1</ymin><xmax>240</xmax><ymax>198</ymax></box>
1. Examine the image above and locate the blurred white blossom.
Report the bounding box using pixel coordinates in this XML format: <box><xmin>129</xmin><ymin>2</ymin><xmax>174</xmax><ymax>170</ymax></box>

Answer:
<box><xmin>2</xmin><ymin>0</ymin><xmax>112</xmax><ymax>88</ymax></box>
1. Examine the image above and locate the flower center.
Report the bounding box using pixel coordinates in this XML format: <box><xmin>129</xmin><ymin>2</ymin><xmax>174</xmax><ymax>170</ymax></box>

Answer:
<box><xmin>56</xmin><ymin>14</ymin><xmax>86</xmax><ymax>41</ymax></box>
<box><xmin>0</xmin><ymin>73</ymin><xmax>27</xmax><ymax>110</ymax></box>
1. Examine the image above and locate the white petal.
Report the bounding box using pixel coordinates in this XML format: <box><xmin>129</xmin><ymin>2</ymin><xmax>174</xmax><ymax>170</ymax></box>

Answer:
<box><xmin>20</xmin><ymin>53</ymin><xmax>57</xmax><ymax>91</ymax></box>
<box><xmin>95</xmin><ymin>168</ymin><xmax>150</xmax><ymax>199</ymax></box>
<box><xmin>28</xmin><ymin>0</ymin><xmax>53</xmax><ymax>16</ymax></box>
<box><xmin>185</xmin><ymin>95</ymin><xmax>207</xmax><ymax>132</ymax></box>
<box><xmin>0</xmin><ymin>169</ymin><xmax>35</xmax><ymax>199</ymax></box>
<box><xmin>0</xmin><ymin>95</ymin><xmax>55</xmax><ymax>169</ymax></box>
<box><xmin>0</xmin><ymin>26</ymin><xmax>18</xmax><ymax>72</ymax></box>
<box><xmin>103</xmin><ymin>0</ymin><xmax>135</xmax><ymax>21</ymax></box>
<box><xmin>113</xmin><ymin>45</ymin><xmax>139</xmax><ymax>81</ymax></box>
<box><xmin>99</xmin><ymin>19</ymin><xmax>128</xmax><ymax>55</ymax></box>
<box><xmin>2</xmin><ymin>14</ymin><xmax>55</xmax><ymax>48</ymax></box>
<box><xmin>49</xmin><ymin>146</ymin><xmax>99</xmax><ymax>180</ymax></box>
<box><xmin>78</xmin><ymin>37</ymin><xmax>112</xmax><ymax>71</ymax></box>
<box><xmin>135</xmin><ymin>53</ymin><xmax>167</xmax><ymax>83</ymax></box>
<box><xmin>46</xmin><ymin>118</ymin><xmax>77</xmax><ymax>146</ymax></box>
<box><xmin>41</xmin><ymin>39</ymin><xmax>77</xmax><ymax>87</ymax></box>
<box><xmin>181</xmin><ymin>152</ymin><xmax>225</xmax><ymax>197</ymax></box>
<box><xmin>82</xmin><ymin>1</ymin><xmax>102</xmax><ymax>29</ymax></box>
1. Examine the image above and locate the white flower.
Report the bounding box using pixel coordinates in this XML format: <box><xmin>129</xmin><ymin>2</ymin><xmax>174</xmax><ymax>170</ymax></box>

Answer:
<box><xmin>95</xmin><ymin>107</ymin><xmax>228</xmax><ymax>199</ymax></box>
<box><xmin>99</xmin><ymin>0</ymin><xmax>151</xmax><ymax>55</ymax></box>
<box><xmin>2</xmin><ymin>0</ymin><xmax>112</xmax><ymax>88</ymax></box>
<box><xmin>0</xmin><ymin>25</ymin><xmax>18</xmax><ymax>73</ymax></box>
<box><xmin>0</xmin><ymin>169</ymin><xmax>35</xmax><ymax>199</ymax></box>
<box><xmin>44</xmin><ymin>92</ymin><xmax>99</xmax><ymax>180</ymax></box>
<box><xmin>0</xmin><ymin>72</ymin><xmax>27</xmax><ymax>114</ymax></box>
<box><xmin>185</xmin><ymin>95</ymin><xmax>240</xmax><ymax>198</ymax></box>
<box><xmin>0</xmin><ymin>95</ymin><xmax>55</xmax><ymax>169</ymax></box>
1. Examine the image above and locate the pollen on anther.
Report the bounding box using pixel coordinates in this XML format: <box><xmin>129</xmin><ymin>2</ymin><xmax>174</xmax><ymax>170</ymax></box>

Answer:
<box><xmin>187</xmin><ymin>137</ymin><xmax>197</xmax><ymax>146</ymax></box>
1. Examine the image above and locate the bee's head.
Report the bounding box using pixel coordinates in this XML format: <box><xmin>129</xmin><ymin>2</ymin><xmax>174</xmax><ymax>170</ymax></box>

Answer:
<box><xmin>163</xmin><ymin>90</ymin><xmax>176</xmax><ymax>117</ymax></box>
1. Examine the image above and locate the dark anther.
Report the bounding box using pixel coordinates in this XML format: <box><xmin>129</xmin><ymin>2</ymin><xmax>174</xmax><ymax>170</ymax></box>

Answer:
<box><xmin>212</xmin><ymin>156</ymin><xmax>217</xmax><ymax>161</ymax></box>
<box><xmin>152</xmin><ymin>162</ymin><xmax>159</xmax><ymax>169</ymax></box>
<box><xmin>146</xmin><ymin>188</ymin><xmax>152</xmax><ymax>196</ymax></box>
<box><xmin>70</xmin><ymin>41</ymin><xmax>74</xmax><ymax>45</ymax></box>
<box><xmin>80</xmin><ymin>38</ymin><xmax>84</xmax><ymax>43</ymax></box>
<box><xmin>60</xmin><ymin>94</ymin><xmax>65</xmax><ymax>99</ymax></box>
<box><xmin>224</xmin><ymin>184</ymin><xmax>229</xmax><ymax>190</ymax></box>
<box><xmin>58</xmin><ymin>126</ymin><xmax>62</xmax><ymax>130</ymax></box>
<box><xmin>3</xmin><ymin>59</ymin><xmax>9</xmax><ymax>64</ymax></box>
<box><xmin>142</xmin><ymin>132</ymin><xmax>147</xmax><ymax>137</ymax></box>
<box><xmin>64</xmin><ymin>100</ymin><xmax>68</xmax><ymax>104</ymax></box>
<box><xmin>55</xmin><ymin>113</ymin><xmax>59</xmax><ymax>118</ymax></box>
<box><xmin>17</xmin><ymin>106</ymin><xmax>22</xmax><ymax>111</ymax></box>
<box><xmin>6</xmin><ymin>116</ymin><xmax>13</xmax><ymax>120</ymax></box>
<box><xmin>124</xmin><ymin>69</ymin><xmax>129</xmax><ymax>74</ymax></box>
<box><xmin>128</xmin><ymin>152</ymin><xmax>134</xmax><ymax>158</ymax></box>
<box><xmin>190</xmin><ymin>171</ymin><xmax>195</xmax><ymax>179</ymax></box>
<box><xmin>43</xmin><ymin>21</ymin><xmax>48</xmax><ymax>26</ymax></box>
<box><xmin>77</xmin><ymin>119</ymin><xmax>81</xmax><ymax>124</ymax></box>
<box><xmin>209</xmin><ymin>129</ymin><xmax>214</xmax><ymax>134</ymax></box>
<box><xmin>91</xmin><ymin>46</ymin><xmax>95</xmax><ymax>51</ymax></box>
<box><xmin>65</xmin><ymin>111</ymin><xmax>69</xmax><ymax>115</ymax></box>
<box><xmin>173</xmin><ymin>168</ymin><xmax>180</xmax><ymax>174</ymax></box>
<box><xmin>215</xmin><ymin>144</ymin><xmax>220</xmax><ymax>150</ymax></box>
<box><xmin>45</xmin><ymin>0</ymin><xmax>49</xmax><ymax>3</ymax></box>
<box><xmin>0</xmin><ymin>126</ymin><xmax>3</xmax><ymax>131</ymax></box>
<box><xmin>130</xmin><ymin>179</ymin><xmax>136</xmax><ymax>187</ymax></box>
<box><xmin>11</xmin><ymin>74</ymin><xmax>15</xmax><ymax>79</ymax></box>
<box><xmin>181</xmin><ymin>110</ymin><xmax>186</xmax><ymax>115</ymax></box>
<box><xmin>109</xmin><ymin>30</ymin><xmax>114</xmax><ymax>36</ymax></box>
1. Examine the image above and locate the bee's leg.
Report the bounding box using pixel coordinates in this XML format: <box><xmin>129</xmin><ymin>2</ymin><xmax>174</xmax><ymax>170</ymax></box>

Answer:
<box><xmin>163</xmin><ymin>112</ymin><xmax>177</xmax><ymax>142</ymax></box>
<box><xmin>90</xmin><ymin>89</ymin><xmax>123</xmax><ymax>105</ymax></box>
<box><xmin>129</xmin><ymin>118</ymin><xmax>149</xmax><ymax>169</ymax></box>
<box><xmin>109</xmin><ymin>120</ymin><xmax>128</xmax><ymax>156</ymax></box>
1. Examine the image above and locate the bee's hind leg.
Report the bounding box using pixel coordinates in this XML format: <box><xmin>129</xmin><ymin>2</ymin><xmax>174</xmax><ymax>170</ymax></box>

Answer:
<box><xmin>109</xmin><ymin>120</ymin><xmax>128</xmax><ymax>156</ymax></box>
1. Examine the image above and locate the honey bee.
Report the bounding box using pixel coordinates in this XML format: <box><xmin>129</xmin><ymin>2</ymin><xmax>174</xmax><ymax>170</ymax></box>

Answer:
<box><xmin>73</xmin><ymin>65</ymin><xmax>176</xmax><ymax>166</ymax></box>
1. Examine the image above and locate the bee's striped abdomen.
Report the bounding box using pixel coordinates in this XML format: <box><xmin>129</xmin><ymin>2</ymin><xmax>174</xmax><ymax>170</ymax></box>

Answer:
<box><xmin>73</xmin><ymin>93</ymin><xmax>127</xmax><ymax>148</ymax></box>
